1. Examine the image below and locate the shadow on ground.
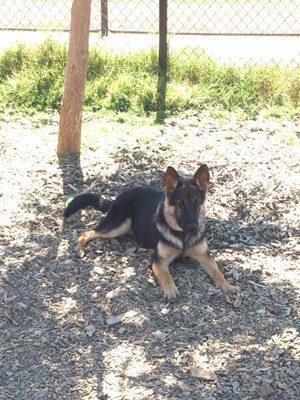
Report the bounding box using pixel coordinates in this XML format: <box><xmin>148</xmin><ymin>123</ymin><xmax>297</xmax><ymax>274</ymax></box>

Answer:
<box><xmin>1</xmin><ymin>154</ymin><xmax>299</xmax><ymax>400</ymax></box>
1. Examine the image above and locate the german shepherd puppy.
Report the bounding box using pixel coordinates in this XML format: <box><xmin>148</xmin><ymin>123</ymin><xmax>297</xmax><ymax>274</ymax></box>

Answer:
<box><xmin>64</xmin><ymin>165</ymin><xmax>239</xmax><ymax>299</ymax></box>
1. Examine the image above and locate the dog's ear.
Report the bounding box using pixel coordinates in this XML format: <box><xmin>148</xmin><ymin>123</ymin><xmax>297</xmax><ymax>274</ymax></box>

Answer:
<box><xmin>163</xmin><ymin>166</ymin><xmax>180</xmax><ymax>193</ymax></box>
<box><xmin>192</xmin><ymin>164</ymin><xmax>210</xmax><ymax>190</ymax></box>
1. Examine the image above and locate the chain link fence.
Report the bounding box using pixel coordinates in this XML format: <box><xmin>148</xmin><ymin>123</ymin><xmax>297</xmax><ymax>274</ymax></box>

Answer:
<box><xmin>0</xmin><ymin>0</ymin><xmax>299</xmax><ymax>66</ymax></box>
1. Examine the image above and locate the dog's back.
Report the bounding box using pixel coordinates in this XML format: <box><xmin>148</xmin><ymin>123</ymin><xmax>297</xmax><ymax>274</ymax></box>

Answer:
<box><xmin>65</xmin><ymin>186</ymin><xmax>164</xmax><ymax>249</ymax></box>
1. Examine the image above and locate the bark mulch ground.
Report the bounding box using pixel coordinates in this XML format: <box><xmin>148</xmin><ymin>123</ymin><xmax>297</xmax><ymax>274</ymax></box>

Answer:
<box><xmin>0</xmin><ymin>112</ymin><xmax>299</xmax><ymax>399</ymax></box>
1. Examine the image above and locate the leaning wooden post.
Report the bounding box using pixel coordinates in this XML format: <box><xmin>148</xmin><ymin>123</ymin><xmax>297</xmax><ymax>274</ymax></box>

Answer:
<box><xmin>57</xmin><ymin>0</ymin><xmax>92</xmax><ymax>156</ymax></box>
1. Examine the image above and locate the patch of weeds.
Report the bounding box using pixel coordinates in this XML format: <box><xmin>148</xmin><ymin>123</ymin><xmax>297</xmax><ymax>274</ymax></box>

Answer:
<box><xmin>132</xmin><ymin>150</ymin><xmax>146</xmax><ymax>160</ymax></box>
<box><xmin>260</xmin><ymin>105</ymin><xmax>300</xmax><ymax>121</ymax></box>
<box><xmin>116</xmin><ymin>116</ymin><xmax>126</xmax><ymax>123</ymax></box>
<box><xmin>0</xmin><ymin>40</ymin><xmax>299</xmax><ymax>120</ymax></box>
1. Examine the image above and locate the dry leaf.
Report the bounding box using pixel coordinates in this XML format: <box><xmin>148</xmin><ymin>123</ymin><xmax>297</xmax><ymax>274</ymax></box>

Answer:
<box><xmin>106</xmin><ymin>310</ymin><xmax>139</xmax><ymax>326</ymax></box>
<box><xmin>190</xmin><ymin>366</ymin><xmax>217</xmax><ymax>381</ymax></box>
<box><xmin>178</xmin><ymin>381</ymin><xmax>192</xmax><ymax>392</ymax></box>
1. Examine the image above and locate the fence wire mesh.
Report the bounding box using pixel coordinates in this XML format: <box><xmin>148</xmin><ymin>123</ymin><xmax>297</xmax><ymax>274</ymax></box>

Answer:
<box><xmin>0</xmin><ymin>0</ymin><xmax>71</xmax><ymax>31</ymax></box>
<box><xmin>168</xmin><ymin>0</ymin><xmax>300</xmax><ymax>36</ymax></box>
<box><xmin>0</xmin><ymin>0</ymin><xmax>299</xmax><ymax>66</ymax></box>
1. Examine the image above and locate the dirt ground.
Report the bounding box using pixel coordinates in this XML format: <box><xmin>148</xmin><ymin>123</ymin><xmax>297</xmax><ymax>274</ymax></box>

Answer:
<box><xmin>0</xmin><ymin>111</ymin><xmax>299</xmax><ymax>400</ymax></box>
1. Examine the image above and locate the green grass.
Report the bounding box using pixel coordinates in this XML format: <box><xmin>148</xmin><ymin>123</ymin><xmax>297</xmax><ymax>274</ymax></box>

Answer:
<box><xmin>0</xmin><ymin>39</ymin><xmax>299</xmax><ymax>119</ymax></box>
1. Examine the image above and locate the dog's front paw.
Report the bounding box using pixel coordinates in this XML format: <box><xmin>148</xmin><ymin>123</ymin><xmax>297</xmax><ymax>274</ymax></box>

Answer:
<box><xmin>163</xmin><ymin>283</ymin><xmax>179</xmax><ymax>300</ymax></box>
<box><xmin>219</xmin><ymin>281</ymin><xmax>240</xmax><ymax>293</ymax></box>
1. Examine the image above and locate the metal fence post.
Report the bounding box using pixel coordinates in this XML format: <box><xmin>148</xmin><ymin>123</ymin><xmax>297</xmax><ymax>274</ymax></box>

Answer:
<box><xmin>157</xmin><ymin>0</ymin><xmax>168</xmax><ymax>122</ymax></box>
<box><xmin>101</xmin><ymin>0</ymin><xmax>108</xmax><ymax>36</ymax></box>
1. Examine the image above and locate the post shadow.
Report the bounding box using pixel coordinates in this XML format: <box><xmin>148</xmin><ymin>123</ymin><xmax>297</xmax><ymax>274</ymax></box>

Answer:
<box><xmin>58</xmin><ymin>154</ymin><xmax>83</xmax><ymax>197</ymax></box>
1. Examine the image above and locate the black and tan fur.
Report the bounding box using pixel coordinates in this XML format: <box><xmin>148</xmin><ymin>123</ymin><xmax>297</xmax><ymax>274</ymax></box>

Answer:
<box><xmin>64</xmin><ymin>165</ymin><xmax>239</xmax><ymax>299</ymax></box>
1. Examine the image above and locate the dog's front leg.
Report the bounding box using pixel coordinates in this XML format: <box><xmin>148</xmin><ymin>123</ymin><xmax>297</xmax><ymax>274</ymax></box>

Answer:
<box><xmin>186</xmin><ymin>239</ymin><xmax>239</xmax><ymax>292</ymax></box>
<box><xmin>151</xmin><ymin>241</ymin><xmax>181</xmax><ymax>300</ymax></box>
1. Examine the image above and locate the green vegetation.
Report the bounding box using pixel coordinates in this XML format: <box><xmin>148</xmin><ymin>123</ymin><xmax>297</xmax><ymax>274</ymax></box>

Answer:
<box><xmin>0</xmin><ymin>39</ymin><xmax>299</xmax><ymax>119</ymax></box>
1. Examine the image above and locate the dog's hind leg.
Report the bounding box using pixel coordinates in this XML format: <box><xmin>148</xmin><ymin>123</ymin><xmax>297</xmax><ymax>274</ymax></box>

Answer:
<box><xmin>75</xmin><ymin>204</ymin><xmax>131</xmax><ymax>257</ymax></box>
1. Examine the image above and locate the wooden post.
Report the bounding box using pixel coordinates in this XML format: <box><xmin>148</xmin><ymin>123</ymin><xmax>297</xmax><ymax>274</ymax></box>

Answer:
<box><xmin>156</xmin><ymin>0</ymin><xmax>168</xmax><ymax>122</ymax></box>
<box><xmin>101</xmin><ymin>0</ymin><xmax>108</xmax><ymax>37</ymax></box>
<box><xmin>57</xmin><ymin>0</ymin><xmax>92</xmax><ymax>156</ymax></box>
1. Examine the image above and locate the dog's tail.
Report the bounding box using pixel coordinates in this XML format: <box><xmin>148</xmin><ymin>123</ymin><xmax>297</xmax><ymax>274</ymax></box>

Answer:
<box><xmin>64</xmin><ymin>193</ymin><xmax>112</xmax><ymax>218</ymax></box>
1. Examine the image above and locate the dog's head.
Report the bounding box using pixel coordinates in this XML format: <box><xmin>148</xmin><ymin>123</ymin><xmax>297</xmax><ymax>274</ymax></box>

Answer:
<box><xmin>163</xmin><ymin>165</ymin><xmax>209</xmax><ymax>233</ymax></box>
